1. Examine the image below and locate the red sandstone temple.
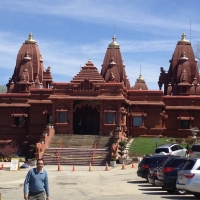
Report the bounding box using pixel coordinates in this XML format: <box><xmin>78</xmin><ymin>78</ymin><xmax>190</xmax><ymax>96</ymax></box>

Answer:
<box><xmin>0</xmin><ymin>33</ymin><xmax>199</xmax><ymax>164</ymax></box>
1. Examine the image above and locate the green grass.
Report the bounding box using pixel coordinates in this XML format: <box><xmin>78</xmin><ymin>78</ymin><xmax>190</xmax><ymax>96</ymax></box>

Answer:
<box><xmin>128</xmin><ymin>137</ymin><xmax>188</xmax><ymax>157</ymax></box>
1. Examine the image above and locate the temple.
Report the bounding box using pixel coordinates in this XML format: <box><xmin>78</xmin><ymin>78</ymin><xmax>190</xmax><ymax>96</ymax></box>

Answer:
<box><xmin>0</xmin><ymin>33</ymin><xmax>199</xmax><ymax>163</ymax></box>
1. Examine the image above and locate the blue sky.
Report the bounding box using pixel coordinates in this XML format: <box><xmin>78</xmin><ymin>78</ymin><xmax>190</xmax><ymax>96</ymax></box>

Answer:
<box><xmin>1</xmin><ymin>0</ymin><xmax>200</xmax><ymax>90</ymax></box>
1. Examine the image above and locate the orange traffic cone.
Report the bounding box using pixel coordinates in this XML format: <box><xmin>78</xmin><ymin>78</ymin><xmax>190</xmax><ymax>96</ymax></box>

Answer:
<box><xmin>89</xmin><ymin>162</ymin><xmax>92</xmax><ymax>171</ymax></box>
<box><xmin>121</xmin><ymin>161</ymin><xmax>126</xmax><ymax>170</ymax></box>
<box><xmin>72</xmin><ymin>165</ymin><xmax>75</xmax><ymax>172</ymax></box>
<box><xmin>1</xmin><ymin>164</ymin><xmax>5</xmax><ymax>170</ymax></box>
<box><xmin>58</xmin><ymin>163</ymin><xmax>61</xmax><ymax>171</ymax></box>
<box><xmin>105</xmin><ymin>162</ymin><xmax>109</xmax><ymax>171</ymax></box>
<box><xmin>131</xmin><ymin>162</ymin><xmax>135</xmax><ymax>168</ymax></box>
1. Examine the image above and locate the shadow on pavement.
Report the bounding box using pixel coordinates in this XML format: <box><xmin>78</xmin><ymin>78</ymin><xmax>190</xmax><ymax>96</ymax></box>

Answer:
<box><xmin>127</xmin><ymin>180</ymin><xmax>148</xmax><ymax>184</ymax></box>
<box><xmin>161</xmin><ymin>196</ymin><xmax>194</xmax><ymax>199</ymax></box>
<box><xmin>138</xmin><ymin>184</ymin><xmax>160</xmax><ymax>187</ymax></box>
<box><xmin>139</xmin><ymin>188</ymin><xmax>164</xmax><ymax>191</ymax></box>
<box><xmin>142</xmin><ymin>192</ymin><xmax>194</xmax><ymax>199</ymax></box>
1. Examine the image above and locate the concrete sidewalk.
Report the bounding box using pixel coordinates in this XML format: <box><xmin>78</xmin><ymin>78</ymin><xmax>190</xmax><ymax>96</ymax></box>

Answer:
<box><xmin>0</xmin><ymin>162</ymin><xmax>141</xmax><ymax>200</ymax></box>
<box><xmin>1</xmin><ymin>162</ymin><xmax>194</xmax><ymax>200</ymax></box>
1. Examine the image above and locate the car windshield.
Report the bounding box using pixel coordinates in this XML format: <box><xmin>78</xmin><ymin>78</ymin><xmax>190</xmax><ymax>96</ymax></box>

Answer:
<box><xmin>168</xmin><ymin>158</ymin><xmax>186</xmax><ymax>167</ymax></box>
<box><xmin>155</xmin><ymin>148</ymin><xmax>169</xmax><ymax>154</ymax></box>
<box><xmin>140</xmin><ymin>156</ymin><xmax>167</xmax><ymax>165</ymax></box>
<box><xmin>180</xmin><ymin>160</ymin><xmax>196</xmax><ymax>170</ymax></box>
<box><xmin>160</xmin><ymin>157</ymin><xmax>177</xmax><ymax>167</ymax></box>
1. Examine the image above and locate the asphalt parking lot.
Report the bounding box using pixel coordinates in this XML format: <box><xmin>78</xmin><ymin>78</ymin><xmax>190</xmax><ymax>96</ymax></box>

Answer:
<box><xmin>0</xmin><ymin>162</ymin><xmax>196</xmax><ymax>200</ymax></box>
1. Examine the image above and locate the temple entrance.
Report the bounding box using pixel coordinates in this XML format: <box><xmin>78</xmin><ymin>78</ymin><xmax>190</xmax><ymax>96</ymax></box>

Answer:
<box><xmin>73</xmin><ymin>106</ymin><xmax>99</xmax><ymax>135</ymax></box>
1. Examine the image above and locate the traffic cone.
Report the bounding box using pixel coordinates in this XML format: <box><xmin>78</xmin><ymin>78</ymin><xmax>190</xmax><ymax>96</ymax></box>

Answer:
<box><xmin>58</xmin><ymin>163</ymin><xmax>61</xmax><ymax>171</ymax></box>
<box><xmin>131</xmin><ymin>162</ymin><xmax>135</xmax><ymax>168</ymax></box>
<box><xmin>105</xmin><ymin>162</ymin><xmax>109</xmax><ymax>171</ymax></box>
<box><xmin>121</xmin><ymin>161</ymin><xmax>126</xmax><ymax>170</ymax></box>
<box><xmin>72</xmin><ymin>165</ymin><xmax>75</xmax><ymax>172</ymax></box>
<box><xmin>89</xmin><ymin>162</ymin><xmax>92</xmax><ymax>171</ymax></box>
<box><xmin>1</xmin><ymin>164</ymin><xmax>5</xmax><ymax>170</ymax></box>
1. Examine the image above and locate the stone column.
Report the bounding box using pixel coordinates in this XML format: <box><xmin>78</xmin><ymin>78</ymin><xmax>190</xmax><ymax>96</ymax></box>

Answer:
<box><xmin>99</xmin><ymin>102</ymin><xmax>103</xmax><ymax>135</ymax></box>
<box><xmin>69</xmin><ymin>100</ymin><xmax>74</xmax><ymax>134</ymax></box>
<box><xmin>52</xmin><ymin>100</ymin><xmax>56</xmax><ymax>131</ymax></box>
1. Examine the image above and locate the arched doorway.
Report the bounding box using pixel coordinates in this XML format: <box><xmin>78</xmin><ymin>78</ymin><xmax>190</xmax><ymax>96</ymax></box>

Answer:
<box><xmin>73</xmin><ymin>105</ymin><xmax>99</xmax><ymax>135</ymax></box>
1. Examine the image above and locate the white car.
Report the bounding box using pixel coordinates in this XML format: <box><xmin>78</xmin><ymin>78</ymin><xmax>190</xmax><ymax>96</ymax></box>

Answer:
<box><xmin>176</xmin><ymin>158</ymin><xmax>200</xmax><ymax>198</ymax></box>
<box><xmin>154</xmin><ymin>143</ymin><xmax>187</xmax><ymax>157</ymax></box>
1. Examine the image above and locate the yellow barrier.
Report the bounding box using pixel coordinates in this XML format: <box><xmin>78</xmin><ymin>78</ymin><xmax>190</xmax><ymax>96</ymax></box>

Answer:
<box><xmin>0</xmin><ymin>192</ymin><xmax>2</xmax><ymax>200</ymax></box>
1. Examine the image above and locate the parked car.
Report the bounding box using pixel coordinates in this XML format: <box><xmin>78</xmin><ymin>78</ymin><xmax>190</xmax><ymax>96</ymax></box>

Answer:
<box><xmin>154</xmin><ymin>143</ymin><xmax>187</xmax><ymax>157</ymax></box>
<box><xmin>148</xmin><ymin>156</ymin><xmax>179</xmax><ymax>185</ymax></box>
<box><xmin>148</xmin><ymin>167</ymin><xmax>158</xmax><ymax>185</ymax></box>
<box><xmin>176</xmin><ymin>158</ymin><xmax>200</xmax><ymax>198</ymax></box>
<box><xmin>155</xmin><ymin>157</ymin><xmax>187</xmax><ymax>194</ymax></box>
<box><xmin>189</xmin><ymin>143</ymin><xmax>200</xmax><ymax>158</ymax></box>
<box><xmin>137</xmin><ymin>155</ymin><xmax>170</xmax><ymax>180</ymax></box>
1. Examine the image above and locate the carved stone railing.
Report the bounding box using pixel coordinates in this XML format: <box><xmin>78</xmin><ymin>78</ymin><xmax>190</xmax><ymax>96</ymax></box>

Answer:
<box><xmin>35</xmin><ymin>127</ymin><xmax>55</xmax><ymax>159</ymax></box>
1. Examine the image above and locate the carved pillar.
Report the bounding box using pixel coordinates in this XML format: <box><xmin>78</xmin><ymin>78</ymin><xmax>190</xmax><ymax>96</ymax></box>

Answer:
<box><xmin>69</xmin><ymin>100</ymin><xmax>74</xmax><ymax>134</ymax></box>
<box><xmin>118</xmin><ymin>112</ymin><xmax>122</xmax><ymax>125</ymax></box>
<box><xmin>160</xmin><ymin>111</ymin><xmax>168</xmax><ymax>129</ymax></box>
<box><xmin>52</xmin><ymin>100</ymin><xmax>56</xmax><ymax>131</ymax></box>
<box><xmin>99</xmin><ymin>102</ymin><xmax>103</xmax><ymax>135</ymax></box>
<box><xmin>142</xmin><ymin>112</ymin><xmax>147</xmax><ymax>127</ymax></box>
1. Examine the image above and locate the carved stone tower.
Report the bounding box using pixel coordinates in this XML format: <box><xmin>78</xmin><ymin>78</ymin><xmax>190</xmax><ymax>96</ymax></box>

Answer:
<box><xmin>101</xmin><ymin>35</ymin><xmax>130</xmax><ymax>89</ymax></box>
<box><xmin>6</xmin><ymin>33</ymin><xmax>53</xmax><ymax>92</ymax></box>
<box><xmin>158</xmin><ymin>33</ymin><xmax>199</xmax><ymax>95</ymax></box>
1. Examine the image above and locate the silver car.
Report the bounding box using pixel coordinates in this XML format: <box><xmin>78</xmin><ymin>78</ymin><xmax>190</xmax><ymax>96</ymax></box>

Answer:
<box><xmin>176</xmin><ymin>158</ymin><xmax>200</xmax><ymax>198</ymax></box>
<box><xmin>154</xmin><ymin>143</ymin><xmax>187</xmax><ymax>157</ymax></box>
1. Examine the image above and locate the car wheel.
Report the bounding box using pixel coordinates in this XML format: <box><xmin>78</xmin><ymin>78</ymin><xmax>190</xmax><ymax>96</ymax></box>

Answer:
<box><xmin>166</xmin><ymin>189</ymin><xmax>174</xmax><ymax>194</ymax></box>
<box><xmin>175</xmin><ymin>188</ymin><xmax>187</xmax><ymax>195</ymax></box>
<box><xmin>174</xmin><ymin>184</ymin><xmax>187</xmax><ymax>195</ymax></box>
<box><xmin>193</xmin><ymin>193</ymin><xmax>200</xmax><ymax>198</ymax></box>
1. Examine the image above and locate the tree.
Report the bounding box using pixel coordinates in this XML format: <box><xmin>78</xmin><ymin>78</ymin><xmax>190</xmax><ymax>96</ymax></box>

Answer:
<box><xmin>0</xmin><ymin>85</ymin><xmax>7</xmax><ymax>93</ymax></box>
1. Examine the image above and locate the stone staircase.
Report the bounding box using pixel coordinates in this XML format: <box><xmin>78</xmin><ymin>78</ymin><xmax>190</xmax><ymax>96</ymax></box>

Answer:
<box><xmin>42</xmin><ymin>134</ymin><xmax>114</xmax><ymax>165</ymax></box>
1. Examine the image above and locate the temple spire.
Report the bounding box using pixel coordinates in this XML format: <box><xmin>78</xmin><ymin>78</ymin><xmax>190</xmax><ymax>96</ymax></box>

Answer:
<box><xmin>177</xmin><ymin>33</ymin><xmax>190</xmax><ymax>44</ymax></box>
<box><xmin>25</xmin><ymin>33</ymin><xmax>36</xmax><ymax>44</ymax></box>
<box><xmin>108</xmin><ymin>35</ymin><xmax>120</xmax><ymax>48</ymax></box>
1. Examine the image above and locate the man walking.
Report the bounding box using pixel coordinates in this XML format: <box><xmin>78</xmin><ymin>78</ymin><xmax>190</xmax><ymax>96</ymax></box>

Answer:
<box><xmin>24</xmin><ymin>158</ymin><xmax>49</xmax><ymax>200</ymax></box>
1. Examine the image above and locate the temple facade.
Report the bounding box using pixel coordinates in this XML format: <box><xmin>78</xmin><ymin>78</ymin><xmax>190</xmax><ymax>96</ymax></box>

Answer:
<box><xmin>0</xmin><ymin>33</ymin><xmax>200</xmax><ymax>149</ymax></box>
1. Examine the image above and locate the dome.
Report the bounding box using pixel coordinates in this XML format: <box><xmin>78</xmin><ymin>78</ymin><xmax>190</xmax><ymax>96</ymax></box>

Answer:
<box><xmin>15</xmin><ymin>33</ymin><xmax>44</xmax><ymax>83</ymax></box>
<box><xmin>158</xmin><ymin>33</ymin><xmax>199</xmax><ymax>95</ymax></box>
<box><xmin>131</xmin><ymin>74</ymin><xmax>148</xmax><ymax>90</ymax></box>
<box><xmin>6</xmin><ymin>33</ymin><xmax>53</xmax><ymax>92</ymax></box>
<box><xmin>101</xmin><ymin>35</ymin><xmax>126</xmax><ymax>84</ymax></box>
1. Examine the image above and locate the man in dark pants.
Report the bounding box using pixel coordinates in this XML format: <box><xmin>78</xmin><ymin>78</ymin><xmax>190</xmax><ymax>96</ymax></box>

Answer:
<box><xmin>24</xmin><ymin>159</ymin><xmax>49</xmax><ymax>200</ymax></box>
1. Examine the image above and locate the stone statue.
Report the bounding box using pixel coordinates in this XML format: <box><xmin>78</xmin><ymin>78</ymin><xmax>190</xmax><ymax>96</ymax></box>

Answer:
<box><xmin>111</xmin><ymin>143</ymin><xmax>118</xmax><ymax>158</ymax></box>
<box><xmin>36</xmin><ymin>143</ymin><xmax>43</xmax><ymax>153</ymax></box>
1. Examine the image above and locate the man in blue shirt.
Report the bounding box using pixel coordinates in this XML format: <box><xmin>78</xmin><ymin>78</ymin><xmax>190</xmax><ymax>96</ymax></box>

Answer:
<box><xmin>24</xmin><ymin>158</ymin><xmax>49</xmax><ymax>200</ymax></box>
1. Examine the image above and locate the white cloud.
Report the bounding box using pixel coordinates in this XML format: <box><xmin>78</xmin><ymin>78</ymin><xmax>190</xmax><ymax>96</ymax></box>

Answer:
<box><xmin>1</xmin><ymin>0</ymin><xmax>200</xmax><ymax>90</ymax></box>
<box><xmin>2</xmin><ymin>1</ymin><xmax>200</xmax><ymax>36</ymax></box>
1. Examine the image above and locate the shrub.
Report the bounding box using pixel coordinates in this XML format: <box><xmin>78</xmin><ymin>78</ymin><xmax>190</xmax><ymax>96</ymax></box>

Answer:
<box><xmin>118</xmin><ymin>140</ymin><xmax>127</xmax><ymax>157</ymax></box>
